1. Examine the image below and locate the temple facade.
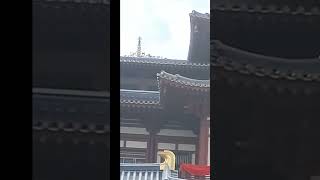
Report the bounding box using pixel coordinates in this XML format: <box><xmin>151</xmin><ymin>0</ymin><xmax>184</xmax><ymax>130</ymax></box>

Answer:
<box><xmin>120</xmin><ymin>11</ymin><xmax>210</xmax><ymax>169</ymax></box>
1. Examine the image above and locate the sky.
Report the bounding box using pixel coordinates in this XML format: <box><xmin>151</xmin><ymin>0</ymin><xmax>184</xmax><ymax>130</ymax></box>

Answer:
<box><xmin>120</xmin><ymin>0</ymin><xmax>209</xmax><ymax>60</ymax></box>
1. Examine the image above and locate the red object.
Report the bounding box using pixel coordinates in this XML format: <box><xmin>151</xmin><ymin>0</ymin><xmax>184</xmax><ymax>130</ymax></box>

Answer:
<box><xmin>180</xmin><ymin>164</ymin><xmax>210</xmax><ymax>176</ymax></box>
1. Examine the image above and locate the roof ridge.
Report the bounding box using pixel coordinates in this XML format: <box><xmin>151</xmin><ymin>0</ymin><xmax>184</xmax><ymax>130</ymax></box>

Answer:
<box><xmin>120</xmin><ymin>56</ymin><xmax>209</xmax><ymax>66</ymax></box>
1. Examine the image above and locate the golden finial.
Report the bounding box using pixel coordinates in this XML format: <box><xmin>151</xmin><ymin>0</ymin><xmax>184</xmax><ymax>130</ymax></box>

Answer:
<box><xmin>136</xmin><ymin>36</ymin><xmax>142</xmax><ymax>57</ymax></box>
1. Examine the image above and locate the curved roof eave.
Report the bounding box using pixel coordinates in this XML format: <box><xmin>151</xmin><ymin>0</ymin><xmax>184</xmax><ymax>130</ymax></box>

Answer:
<box><xmin>157</xmin><ymin>71</ymin><xmax>210</xmax><ymax>89</ymax></box>
<box><xmin>211</xmin><ymin>40</ymin><xmax>320</xmax><ymax>82</ymax></box>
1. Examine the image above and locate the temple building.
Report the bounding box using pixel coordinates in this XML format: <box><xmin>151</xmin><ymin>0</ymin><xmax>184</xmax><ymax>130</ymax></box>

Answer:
<box><xmin>33</xmin><ymin>1</ymin><xmax>110</xmax><ymax>180</ymax></box>
<box><xmin>120</xmin><ymin>10</ymin><xmax>210</xmax><ymax>177</ymax></box>
<box><xmin>211</xmin><ymin>0</ymin><xmax>320</xmax><ymax>180</ymax></box>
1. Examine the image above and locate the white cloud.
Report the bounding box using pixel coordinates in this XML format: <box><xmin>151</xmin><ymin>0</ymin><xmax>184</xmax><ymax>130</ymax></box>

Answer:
<box><xmin>120</xmin><ymin>0</ymin><xmax>209</xmax><ymax>60</ymax></box>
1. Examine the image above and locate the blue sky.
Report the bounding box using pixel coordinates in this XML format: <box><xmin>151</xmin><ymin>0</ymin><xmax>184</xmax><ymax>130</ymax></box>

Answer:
<box><xmin>120</xmin><ymin>0</ymin><xmax>209</xmax><ymax>60</ymax></box>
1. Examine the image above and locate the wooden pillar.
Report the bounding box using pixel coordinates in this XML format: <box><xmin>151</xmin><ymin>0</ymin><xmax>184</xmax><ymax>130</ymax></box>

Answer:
<box><xmin>145</xmin><ymin>113</ymin><xmax>161</xmax><ymax>163</ymax></box>
<box><xmin>147</xmin><ymin>129</ymin><xmax>157</xmax><ymax>163</ymax></box>
<box><xmin>197</xmin><ymin>116</ymin><xmax>209</xmax><ymax>165</ymax></box>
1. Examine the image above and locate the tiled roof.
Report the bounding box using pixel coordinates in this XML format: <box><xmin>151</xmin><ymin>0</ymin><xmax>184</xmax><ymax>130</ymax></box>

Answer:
<box><xmin>120</xmin><ymin>57</ymin><xmax>209</xmax><ymax>67</ymax></box>
<box><xmin>157</xmin><ymin>71</ymin><xmax>210</xmax><ymax>88</ymax></box>
<box><xmin>120</xmin><ymin>164</ymin><xmax>163</xmax><ymax>180</ymax></box>
<box><xmin>33</xmin><ymin>88</ymin><xmax>109</xmax><ymax>98</ymax></box>
<box><xmin>120</xmin><ymin>89</ymin><xmax>161</xmax><ymax>108</ymax></box>
<box><xmin>33</xmin><ymin>0</ymin><xmax>110</xmax><ymax>4</ymax></box>
<box><xmin>212</xmin><ymin>0</ymin><xmax>320</xmax><ymax>15</ymax></box>
<box><xmin>33</xmin><ymin>88</ymin><xmax>110</xmax><ymax>134</ymax></box>
<box><xmin>211</xmin><ymin>40</ymin><xmax>320</xmax><ymax>82</ymax></box>
<box><xmin>121</xmin><ymin>71</ymin><xmax>209</xmax><ymax>108</ymax></box>
<box><xmin>120</xmin><ymin>57</ymin><xmax>210</xmax><ymax>81</ymax></box>
<box><xmin>120</xmin><ymin>163</ymin><xmax>182</xmax><ymax>180</ymax></box>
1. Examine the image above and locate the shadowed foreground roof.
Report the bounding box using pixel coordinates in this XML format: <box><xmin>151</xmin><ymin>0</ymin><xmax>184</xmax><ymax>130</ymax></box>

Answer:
<box><xmin>212</xmin><ymin>0</ymin><xmax>320</xmax><ymax>15</ymax></box>
<box><xmin>33</xmin><ymin>88</ymin><xmax>110</xmax><ymax>134</ymax></box>
<box><xmin>211</xmin><ymin>40</ymin><xmax>320</xmax><ymax>82</ymax></box>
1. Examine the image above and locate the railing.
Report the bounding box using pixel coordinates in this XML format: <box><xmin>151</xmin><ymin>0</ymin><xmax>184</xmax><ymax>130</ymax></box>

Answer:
<box><xmin>120</xmin><ymin>163</ymin><xmax>163</xmax><ymax>180</ymax></box>
<box><xmin>120</xmin><ymin>150</ymin><xmax>193</xmax><ymax>180</ymax></box>
<box><xmin>120</xmin><ymin>163</ymin><xmax>186</xmax><ymax>180</ymax></box>
<box><xmin>162</xmin><ymin>164</ymin><xmax>185</xmax><ymax>180</ymax></box>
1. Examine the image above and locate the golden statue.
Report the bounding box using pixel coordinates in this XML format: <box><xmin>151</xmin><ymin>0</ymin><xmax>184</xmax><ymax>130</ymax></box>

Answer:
<box><xmin>158</xmin><ymin>150</ymin><xmax>175</xmax><ymax>170</ymax></box>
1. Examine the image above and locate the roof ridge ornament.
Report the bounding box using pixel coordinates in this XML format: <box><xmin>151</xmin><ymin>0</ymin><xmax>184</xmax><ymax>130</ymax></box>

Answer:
<box><xmin>190</xmin><ymin>10</ymin><xmax>210</xmax><ymax>20</ymax></box>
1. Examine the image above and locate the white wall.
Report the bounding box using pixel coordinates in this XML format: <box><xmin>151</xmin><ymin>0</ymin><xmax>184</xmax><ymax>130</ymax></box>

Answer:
<box><xmin>126</xmin><ymin>141</ymin><xmax>147</xmax><ymax>148</ymax></box>
<box><xmin>157</xmin><ymin>129</ymin><xmax>197</xmax><ymax>137</ymax></box>
<box><xmin>120</xmin><ymin>127</ymin><xmax>149</xmax><ymax>135</ymax></box>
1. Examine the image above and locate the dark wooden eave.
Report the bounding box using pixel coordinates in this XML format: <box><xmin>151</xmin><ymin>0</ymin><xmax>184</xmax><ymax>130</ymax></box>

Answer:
<box><xmin>211</xmin><ymin>41</ymin><xmax>320</xmax><ymax>95</ymax></box>
<box><xmin>211</xmin><ymin>3</ymin><xmax>320</xmax><ymax>59</ymax></box>
<box><xmin>33</xmin><ymin>0</ymin><xmax>110</xmax><ymax>4</ymax></box>
<box><xmin>33</xmin><ymin>88</ymin><xmax>110</xmax><ymax>134</ymax></box>
<box><xmin>212</xmin><ymin>0</ymin><xmax>320</xmax><ymax>15</ymax></box>
<box><xmin>33</xmin><ymin>0</ymin><xmax>110</xmax><ymax>91</ymax></box>
<box><xmin>211</xmin><ymin>40</ymin><xmax>320</xmax><ymax>82</ymax></box>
